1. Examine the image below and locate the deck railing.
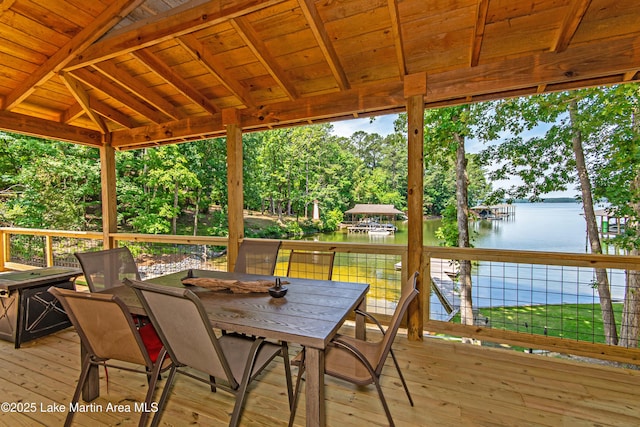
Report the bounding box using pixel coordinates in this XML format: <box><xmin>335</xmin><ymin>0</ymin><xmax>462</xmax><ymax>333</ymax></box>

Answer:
<box><xmin>2</xmin><ymin>227</ymin><xmax>639</xmax><ymax>365</ymax></box>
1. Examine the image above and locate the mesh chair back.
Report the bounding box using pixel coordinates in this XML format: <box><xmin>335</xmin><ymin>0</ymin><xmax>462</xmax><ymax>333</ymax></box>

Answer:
<box><xmin>125</xmin><ymin>279</ymin><xmax>237</xmax><ymax>386</ymax></box>
<box><xmin>48</xmin><ymin>287</ymin><xmax>151</xmax><ymax>367</ymax></box>
<box><xmin>75</xmin><ymin>247</ymin><xmax>140</xmax><ymax>292</ymax></box>
<box><xmin>234</xmin><ymin>240</ymin><xmax>281</xmax><ymax>275</ymax></box>
<box><xmin>286</xmin><ymin>250</ymin><xmax>335</xmax><ymax>280</ymax></box>
<box><xmin>376</xmin><ymin>271</ymin><xmax>419</xmax><ymax>375</ymax></box>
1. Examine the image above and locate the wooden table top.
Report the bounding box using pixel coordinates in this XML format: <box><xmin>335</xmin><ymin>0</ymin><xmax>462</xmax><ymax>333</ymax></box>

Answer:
<box><xmin>109</xmin><ymin>269</ymin><xmax>369</xmax><ymax>349</ymax></box>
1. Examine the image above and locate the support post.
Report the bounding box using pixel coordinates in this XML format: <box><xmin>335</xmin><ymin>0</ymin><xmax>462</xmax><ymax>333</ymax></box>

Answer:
<box><xmin>405</xmin><ymin>72</ymin><xmax>426</xmax><ymax>341</ymax></box>
<box><xmin>99</xmin><ymin>136</ymin><xmax>117</xmax><ymax>249</ymax></box>
<box><xmin>225</xmin><ymin>109</ymin><xmax>244</xmax><ymax>271</ymax></box>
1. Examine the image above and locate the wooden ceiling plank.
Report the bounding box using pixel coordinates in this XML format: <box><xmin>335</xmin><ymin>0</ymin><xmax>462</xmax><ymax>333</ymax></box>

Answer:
<box><xmin>552</xmin><ymin>0</ymin><xmax>592</xmax><ymax>53</ymax></box>
<box><xmin>0</xmin><ymin>109</ymin><xmax>102</xmax><ymax>146</ymax></box>
<box><xmin>131</xmin><ymin>48</ymin><xmax>219</xmax><ymax>115</ymax></box>
<box><xmin>66</xmin><ymin>0</ymin><xmax>285</xmax><ymax>71</ymax></box>
<box><xmin>231</xmin><ymin>16</ymin><xmax>299</xmax><ymax>100</ymax></box>
<box><xmin>59</xmin><ymin>71</ymin><xmax>109</xmax><ymax>134</ymax></box>
<box><xmin>71</xmin><ymin>68</ymin><xmax>168</xmax><ymax>124</ymax></box>
<box><xmin>93</xmin><ymin>59</ymin><xmax>186</xmax><ymax>120</ymax></box>
<box><xmin>4</xmin><ymin>0</ymin><xmax>145</xmax><ymax>110</ymax></box>
<box><xmin>177</xmin><ymin>33</ymin><xmax>255</xmax><ymax>108</ymax></box>
<box><xmin>470</xmin><ymin>0</ymin><xmax>489</xmax><ymax>67</ymax></box>
<box><xmin>298</xmin><ymin>0</ymin><xmax>350</xmax><ymax>90</ymax></box>
<box><xmin>387</xmin><ymin>0</ymin><xmax>407</xmax><ymax>77</ymax></box>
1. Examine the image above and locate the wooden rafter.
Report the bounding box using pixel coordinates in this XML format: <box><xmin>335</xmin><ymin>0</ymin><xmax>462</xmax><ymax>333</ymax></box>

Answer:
<box><xmin>387</xmin><ymin>0</ymin><xmax>407</xmax><ymax>77</ymax></box>
<box><xmin>70</xmin><ymin>68</ymin><xmax>168</xmax><ymax>124</ymax></box>
<box><xmin>298</xmin><ymin>0</ymin><xmax>350</xmax><ymax>90</ymax></box>
<box><xmin>4</xmin><ymin>0</ymin><xmax>144</xmax><ymax>110</ymax></box>
<box><xmin>93</xmin><ymin>59</ymin><xmax>186</xmax><ymax>121</ymax></box>
<box><xmin>59</xmin><ymin>72</ymin><xmax>109</xmax><ymax>133</ymax></box>
<box><xmin>131</xmin><ymin>48</ymin><xmax>219</xmax><ymax>115</ymax></box>
<box><xmin>177</xmin><ymin>34</ymin><xmax>255</xmax><ymax>108</ymax></box>
<box><xmin>470</xmin><ymin>0</ymin><xmax>490</xmax><ymax>67</ymax></box>
<box><xmin>90</xmin><ymin>99</ymin><xmax>137</xmax><ymax>129</ymax></box>
<box><xmin>552</xmin><ymin>0</ymin><xmax>592</xmax><ymax>53</ymax></box>
<box><xmin>65</xmin><ymin>0</ymin><xmax>284</xmax><ymax>71</ymax></box>
<box><xmin>231</xmin><ymin>16</ymin><xmax>299</xmax><ymax>100</ymax></box>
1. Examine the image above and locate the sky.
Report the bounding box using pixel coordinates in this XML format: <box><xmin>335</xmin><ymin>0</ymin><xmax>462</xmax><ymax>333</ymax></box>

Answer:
<box><xmin>328</xmin><ymin>113</ymin><xmax>579</xmax><ymax>199</ymax></box>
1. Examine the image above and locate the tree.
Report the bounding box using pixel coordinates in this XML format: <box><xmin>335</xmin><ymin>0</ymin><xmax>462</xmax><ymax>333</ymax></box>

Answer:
<box><xmin>483</xmin><ymin>87</ymin><xmax>640</xmax><ymax>345</ymax></box>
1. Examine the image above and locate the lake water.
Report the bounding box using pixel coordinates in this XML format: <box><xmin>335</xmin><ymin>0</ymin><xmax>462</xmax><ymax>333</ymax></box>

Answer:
<box><xmin>314</xmin><ymin>202</ymin><xmax>589</xmax><ymax>252</ymax></box>
<box><xmin>307</xmin><ymin>203</ymin><xmax>625</xmax><ymax>316</ymax></box>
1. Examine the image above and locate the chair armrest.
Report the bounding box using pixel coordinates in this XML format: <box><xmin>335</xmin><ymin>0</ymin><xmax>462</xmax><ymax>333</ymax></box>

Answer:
<box><xmin>354</xmin><ymin>309</ymin><xmax>386</xmax><ymax>336</ymax></box>
<box><xmin>331</xmin><ymin>337</ymin><xmax>377</xmax><ymax>377</ymax></box>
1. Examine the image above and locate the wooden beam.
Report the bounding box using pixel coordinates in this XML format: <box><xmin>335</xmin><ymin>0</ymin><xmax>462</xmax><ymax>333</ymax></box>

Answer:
<box><xmin>71</xmin><ymin>68</ymin><xmax>169</xmax><ymax>124</ymax></box>
<box><xmin>551</xmin><ymin>0</ymin><xmax>592</xmax><ymax>53</ymax></box>
<box><xmin>0</xmin><ymin>109</ymin><xmax>102</xmax><ymax>146</ymax></box>
<box><xmin>109</xmin><ymin>34</ymin><xmax>640</xmax><ymax>147</ymax></box>
<box><xmin>470</xmin><ymin>0</ymin><xmax>489</xmax><ymax>67</ymax></box>
<box><xmin>406</xmin><ymin>91</ymin><xmax>425</xmax><ymax>341</ymax></box>
<box><xmin>100</xmin><ymin>138</ymin><xmax>118</xmax><ymax>249</ymax></box>
<box><xmin>132</xmin><ymin>48</ymin><xmax>219</xmax><ymax>115</ymax></box>
<box><xmin>61</xmin><ymin>102</ymin><xmax>85</xmax><ymax>124</ymax></box>
<box><xmin>387</xmin><ymin>0</ymin><xmax>407</xmax><ymax>78</ymax></box>
<box><xmin>4</xmin><ymin>0</ymin><xmax>144</xmax><ymax>110</ymax></box>
<box><xmin>65</xmin><ymin>0</ymin><xmax>284</xmax><ymax>71</ymax></box>
<box><xmin>59</xmin><ymin>72</ymin><xmax>109</xmax><ymax>134</ymax></box>
<box><xmin>298</xmin><ymin>0</ymin><xmax>350</xmax><ymax>90</ymax></box>
<box><xmin>93</xmin><ymin>59</ymin><xmax>186</xmax><ymax>121</ymax></box>
<box><xmin>231</xmin><ymin>16</ymin><xmax>299</xmax><ymax>100</ymax></box>
<box><xmin>177</xmin><ymin>34</ymin><xmax>256</xmax><ymax>108</ymax></box>
<box><xmin>226</xmin><ymin>116</ymin><xmax>244</xmax><ymax>272</ymax></box>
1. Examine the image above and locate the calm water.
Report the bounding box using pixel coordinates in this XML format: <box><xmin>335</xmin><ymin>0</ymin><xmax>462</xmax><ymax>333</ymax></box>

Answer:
<box><xmin>313</xmin><ymin>202</ymin><xmax>588</xmax><ymax>252</ymax></box>
<box><xmin>306</xmin><ymin>203</ymin><xmax>622</xmax><ymax>314</ymax></box>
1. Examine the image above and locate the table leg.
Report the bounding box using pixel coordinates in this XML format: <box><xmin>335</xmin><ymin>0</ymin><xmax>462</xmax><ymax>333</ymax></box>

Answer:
<box><xmin>81</xmin><ymin>342</ymin><xmax>100</xmax><ymax>401</ymax></box>
<box><xmin>304</xmin><ymin>347</ymin><xmax>325</xmax><ymax>427</ymax></box>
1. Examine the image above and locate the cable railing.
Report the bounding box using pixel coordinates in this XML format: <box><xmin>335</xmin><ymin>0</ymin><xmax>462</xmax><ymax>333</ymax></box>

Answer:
<box><xmin>2</xmin><ymin>227</ymin><xmax>639</xmax><ymax>364</ymax></box>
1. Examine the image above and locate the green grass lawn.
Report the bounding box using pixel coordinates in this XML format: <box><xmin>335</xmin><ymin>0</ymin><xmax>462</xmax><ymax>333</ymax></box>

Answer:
<box><xmin>454</xmin><ymin>303</ymin><xmax>624</xmax><ymax>344</ymax></box>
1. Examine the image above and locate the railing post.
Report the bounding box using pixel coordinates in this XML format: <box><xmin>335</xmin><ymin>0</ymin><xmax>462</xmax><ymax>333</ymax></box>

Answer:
<box><xmin>0</xmin><ymin>230</ymin><xmax>6</xmax><ymax>271</ymax></box>
<box><xmin>45</xmin><ymin>235</ymin><xmax>54</xmax><ymax>267</ymax></box>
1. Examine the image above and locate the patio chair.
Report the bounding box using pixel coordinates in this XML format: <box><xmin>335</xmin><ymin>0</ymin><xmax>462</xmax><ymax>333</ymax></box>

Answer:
<box><xmin>288</xmin><ymin>271</ymin><xmax>419</xmax><ymax>427</ymax></box>
<box><xmin>286</xmin><ymin>250</ymin><xmax>335</xmax><ymax>280</ymax></box>
<box><xmin>74</xmin><ymin>247</ymin><xmax>140</xmax><ymax>292</ymax></box>
<box><xmin>124</xmin><ymin>278</ymin><xmax>294</xmax><ymax>427</ymax></box>
<box><xmin>234</xmin><ymin>239</ymin><xmax>281</xmax><ymax>275</ymax></box>
<box><xmin>48</xmin><ymin>286</ymin><xmax>170</xmax><ymax>427</ymax></box>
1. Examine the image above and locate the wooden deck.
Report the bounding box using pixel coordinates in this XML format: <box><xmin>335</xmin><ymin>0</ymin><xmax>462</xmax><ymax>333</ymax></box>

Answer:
<box><xmin>1</xmin><ymin>324</ymin><xmax>639</xmax><ymax>426</ymax></box>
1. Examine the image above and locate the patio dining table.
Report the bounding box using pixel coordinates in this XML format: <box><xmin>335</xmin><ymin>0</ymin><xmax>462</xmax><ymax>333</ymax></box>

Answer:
<box><xmin>89</xmin><ymin>269</ymin><xmax>369</xmax><ymax>427</ymax></box>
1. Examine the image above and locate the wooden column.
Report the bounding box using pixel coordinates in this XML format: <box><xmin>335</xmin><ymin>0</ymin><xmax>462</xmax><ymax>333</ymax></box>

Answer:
<box><xmin>225</xmin><ymin>109</ymin><xmax>244</xmax><ymax>271</ymax></box>
<box><xmin>405</xmin><ymin>72</ymin><xmax>426</xmax><ymax>341</ymax></box>
<box><xmin>99</xmin><ymin>136</ymin><xmax>117</xmax><ymax>249</ymax></box>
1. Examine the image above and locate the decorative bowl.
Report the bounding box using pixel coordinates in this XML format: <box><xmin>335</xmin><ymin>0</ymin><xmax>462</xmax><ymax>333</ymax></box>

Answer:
<box><xmin>268</xmin><ymin>285</ymin><xmax>288</xmax><ymax>298</ymax></box>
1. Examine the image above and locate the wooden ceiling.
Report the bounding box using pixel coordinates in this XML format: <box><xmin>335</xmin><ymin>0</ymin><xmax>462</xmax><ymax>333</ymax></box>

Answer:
<box><xmin>0</xmin><ymin>0</ymin><xmax>639</xmax><ymax>150</ymax></box>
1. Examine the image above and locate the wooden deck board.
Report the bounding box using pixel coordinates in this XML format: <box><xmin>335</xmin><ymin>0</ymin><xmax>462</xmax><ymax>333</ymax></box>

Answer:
<box><xmin>0</xmin><ymin>325</ymin><xmax>638</xmax><ymax>426</ymax></box>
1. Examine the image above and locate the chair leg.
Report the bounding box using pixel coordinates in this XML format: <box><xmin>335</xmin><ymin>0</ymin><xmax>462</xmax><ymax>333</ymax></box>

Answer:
<box><xmin>389</xmin><ymin>348</ymin><xmax>413</xmax><ymax>406</ymax></box>
<box><xmin>373</xmin><ymin>376</ymin><xmax>395</xmax><ymax>427</ymax></box>
<box><xmin>65</xmin><ymin>354</ymin><xmax>93</xmax><ymax>427</ymax></box>
<box><xmin>138</xmin><ymin>349</ymin><xmax>166</xmax><ymax>427</ymax></box>
<box><xmin>149</xmin><ymin>365</ymin><xmax>178</xmax><ymax>427</ymax></box>
<box><xmin>229</xmin><ymin>339</ymin><xmax>264</xmax><ymax>427</ymax></box>
<box><xmin>209</xmin><ymin>375</ymin><xmax>217</xmax><ymax>392</ymax></box>
<box><xmin>288</xmin><ymin>350</ymin><xmax>306</xmax><ymax>427</ymax></box>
